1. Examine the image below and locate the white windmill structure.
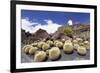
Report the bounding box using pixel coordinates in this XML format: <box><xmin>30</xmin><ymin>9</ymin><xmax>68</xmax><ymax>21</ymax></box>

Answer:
<box><xmin>67</xmin><ymin>19</ymin><xmax>73</xmax><ymax>25</ymax></box>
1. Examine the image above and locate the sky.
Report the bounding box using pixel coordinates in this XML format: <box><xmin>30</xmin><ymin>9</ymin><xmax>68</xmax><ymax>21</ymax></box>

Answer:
<box><xmin>21</xmin><ymin>10</ymin><xmax>90</xmax><ymax>33</ymax></box>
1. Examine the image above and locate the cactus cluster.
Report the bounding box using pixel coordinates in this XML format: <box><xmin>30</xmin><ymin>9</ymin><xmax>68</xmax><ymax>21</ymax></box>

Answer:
<box><xmin>22</xmin><ymin>38</ymin><xmax>90</xmax><ymax>62</ymax></box>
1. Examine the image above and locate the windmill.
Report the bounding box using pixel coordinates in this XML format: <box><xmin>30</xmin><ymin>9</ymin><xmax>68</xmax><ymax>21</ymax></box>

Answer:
<box><xmin>66</xmin><ymin>17</ymin><xmax>73</xmax><ymax>26</ymax></box>
<box><xmin>67</xmin><ymin>19</ymin><xmax>73</xmax><ymax>25</ymax></box>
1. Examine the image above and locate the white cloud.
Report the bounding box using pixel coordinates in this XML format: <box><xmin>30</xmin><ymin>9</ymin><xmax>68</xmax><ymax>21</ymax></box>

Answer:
<box><xmin>21</xmin><ymin>18</ymin><xmax>40</xmax><ymax>33</ymax></box>
<box><xmin>21</xmin><ymin>18</ymin><xmax>62</xmax><ymax>34</ymax></box>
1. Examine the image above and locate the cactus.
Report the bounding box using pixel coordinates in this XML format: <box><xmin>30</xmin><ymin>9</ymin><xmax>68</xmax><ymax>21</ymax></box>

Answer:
<box><xmin>65</xmin><ymin>40</ymin><xmax>72</xmax><ymax>44</ymax></box>
<box><xmin>54</xmin><ymin>40</ymin><xmax>59</xmax><ymax>45</ymax></box>
<box><xmin>31</xmin><ymin>42</ymin><xmax>38</xmax><ymax>47</ymax></box>
<box><xmin>76</xmin><ymin>38</ymin><xmax>83</xmax><ymax>43</ymax></box>
<box><xmin>77</xmin><ymin>46</ymin><xmax>87</xmax><ymax>55</ymax></box>
<box><xmin>46</xmin><ymin>40</ymin><xmax>54</xmax><ymax>46</ymax></box>
<box><xmin>55</xmin><ymin>41</ymin><xmax>63</xmax><ymax>48</ymax></box>
<box><xmin>37</xmin><ymin>41</ymin><xmax>45</xmax><ymax>49</ymax></box>
<box><xmin>46</xmin><ymin>50</ymin><xmax>49</xmax><ymax>55</ymax></box>
<box><xmin>22</xmin><ymin>38</ymin><xmax>89</xmax><ymax>62</ymax></box>
<box><xmin>79</xmin><ymin>42</ymin><xmax>84</xmax><ymax>46</ymax></box>
<box><xmin>83</xmin><ymin>41</ymin><xmax>90</xmax><ymax>50</ymax></box>
<box><xmin>42</xmin><ymin>43</ymin><xmax>50</xmax><ymax>51</ymax></box>
<box><xmin>49</xmin><ymin>47</ymin><xmax>61</xmax><ymax>60</ymax></box>
<box><xmin>73</xmin><ymin>40</ymin><xmax>78</xmax><ymax>44</ymax></box>
<box><xmin>34</xmin><ymin>51</ymin><xmax>47</xmax><ymax>62</ymax></box>
<box><xmin>22</xmin><ymin>45</ymin><xmax>32</xmax><ymax>54</ymax></box>
<box><xmin>29</xmin><ymin>47</ymin><xmax>38</xmax><ymax>55</ymax></box>
<box><xmin>63</xmin><ymin>42</ymin><xmax>73</xmax><ymax>54</ymax></box>
<box><xmin>73</xmin><ymin>44</ymin><xmax>80</xmax><ymax>50</ymax></box>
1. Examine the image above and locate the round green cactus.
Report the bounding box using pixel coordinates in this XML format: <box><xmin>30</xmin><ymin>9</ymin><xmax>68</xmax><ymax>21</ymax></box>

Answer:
<box><xmin>73</xmin><ymin>40</ymin><xmax>78</xmax><ymax>44</ymax></box>
<box><xmin>83</xmin><ymin>41</ymin><xmax>90</xmax><ymax>50</ymax></box>
<box><xmin>79</xmin><ymin>42</ymin><xmax>84</xmax><ymax>46</ymax></box>
<box><xmin>29</xmin><ymin>47</ymin><xmax>38</xmax><ymax>55</ymax></box>
<box><xmin>73</xmin><ymin>44</ymin><xmax>80</xmax><ymax>50</ymax></box>
<box><xmin>76</xmin><ymin>38</ymin><xmax>83</xmax><ymax>43</ymax></box>
<box><xmin>46</xmin><ymin>40</ymin><xmax>54</xmax><ymax>46</ymax></box>
<box><xmin>22</xmin><ymin>45</ymin><xmax>32</xmax><ymax>54</ymax></box>
<box><xmin>65</xmin><ymin>40</ymin><xmax>72</xmax><ymax>44</ymax></box>
<box><xmin>63</xmin><ymin>42</ymin><xmax>73</xmax><ymax>54</ymax></box>
<box><xmin>49</xmin><ymin>47</ymin><xmax>61</xmax><ymax>60</ymax></box>
<box><xmin>31</xmin><ymin>42</ymin><xmax>38</xmax><ymax>47</ymax></box>
<box><xmin>42</xmin><ymin>43</ymin><xmax>50</xmax><ymax>51</ymax></box>
<box><xmin>37</xmin><ymin>41</ymin><xmax>45</xmax><ymax>49</ymax></box>
<box><xmin>55</xmin><ymin>41</ymin><xmax>63</xmax><ymax>48</ymax></box>
<box><xmin>34</xmin><ymin>51</ymin><xmax>47</xmax><ymax>62</ymax></box>
<box><xmin>46</xmin><ymin>50</ymin><xmax>49</xmax><ymax>55</ymax></box>
<box><xmin>54</xmin><ymin>40</ymin><xmax>59</xmax><ymax>45</ymax></box>
<box><xmin>77</xmin><ymin>46</ymin><xmax>87</xmax><ymax>55</ymax></box>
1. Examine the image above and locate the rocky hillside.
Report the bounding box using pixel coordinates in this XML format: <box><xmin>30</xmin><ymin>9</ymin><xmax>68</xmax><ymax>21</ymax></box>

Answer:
<box><xmin>21</xmin><ymin>24</ymin><xmax>90</xmax><ymax>44</ymax></box>
<box><xmin>21</xmin><ymin>29</ymin><xmax>50</xmax><ymax>44</ymax></box>
<box><xmin>58</xmin><ymin>24</ymin><xmax>90</xmax><ymax>40</ymax></box>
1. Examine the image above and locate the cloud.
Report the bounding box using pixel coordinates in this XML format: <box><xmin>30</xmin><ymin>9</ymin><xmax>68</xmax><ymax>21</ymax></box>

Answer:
<box><xmin>21</xmin><ymin>18</ymin><xmax>40</xmax><ymax>33</ymax></box>
<box><xmin>21</xmin><ymin>18</ymin><xmax>62</xmax><ymax>34</ymax></box>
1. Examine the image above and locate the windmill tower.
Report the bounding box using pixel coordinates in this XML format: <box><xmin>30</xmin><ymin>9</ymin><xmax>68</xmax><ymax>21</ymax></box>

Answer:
<box><xmin>67</xmin><ymin>19</ymin><xmax>73</xmax><ymax>25</ymax></box>
<box><xmin>65</xmin><ymin>17</ymin><xmax>73</xmax><ymax>25</ymax></box>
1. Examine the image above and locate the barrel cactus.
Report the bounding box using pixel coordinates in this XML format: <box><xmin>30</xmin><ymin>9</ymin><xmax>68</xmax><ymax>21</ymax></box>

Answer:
<box><xmin>49</xmin><ymin>47</ymin><xmax>61</xmax><ymax>60</ymax></box>
<box><xmin>31</xmin><ymin>42</ymin><xmax>38</xmax><ymax>47</ymax></box>
<box><xmin>29</xmin><ymin>47</ymin><xmax>38</xmax><ymax>55</ymax></box>
<box><xmin>77</xmin><ymin>46</ymin><xmax>87</xmax><ymax>55</ymax></box>
<box><xmin>65</xmin><ymin>40</ymin><xmax>72</xmax><ymax>44</ymax></box>
<box><xmin>54</xmin><ymin>40</ymin><xmax>60</xmax><ymax>46</ymax></box>
<box><xmin>83</xmin><ymin>41</ymin><xmax>90</xmax><ymax>50</ymax></box>
<box><xmin>42</xmin><ymin>43</ymin><xmax>50</xmax><ymax>51</ymax></box>
<box><xmin>76</xmin><ymin>38</ymin><xmax>83</xmax><ymax>43</ymax></box>
<box><xmin>37</xmin><ymin>41</ymin><xmax>45</xmax><ymax>49</ymax></box>
<box><xmin>63</xmin><ymin>42</ymin><xmax>73</xmax><ymax>54</ymax></box>
<box><xmin>46</xmin><ymin>40</ymin><xmax>54</xmax><ymax>46</ymax></box>
<box><xmin>34</xmin><ymin>51</ymin><xmax>47</xmax><ymax>62</ymax></box>
<box><xmin>22</xmin><ymin>45</ymin><xmax>32</xmax><ymax>54</ymax></box>
<box><xmin>55</xmin><ymin>41</ymin><xmax>63</xmax><ymax>48</ymax></box>
<box><xmin>79</xmin><ymin>42</ymin><xmax>84</xmax><ymax>46</ymax></box>
<box><xmin>73</xmin><ymin>40</ymin><xmax>78</xmax><ymax>44</ymax></box>
<box><xmin>73</xmin><ymin>44</ymin><xmax>80</xmax><ymax>50</ymax></box>
<box><xmin>46</xmin><ymin>50</ymin><xmax>49</xmax><ymax>55</ymax></box>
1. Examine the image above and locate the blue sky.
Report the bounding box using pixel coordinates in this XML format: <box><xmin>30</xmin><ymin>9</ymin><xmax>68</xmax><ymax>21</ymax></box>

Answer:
<box><xmin>21</xmin><ymin>10</ymin><xmax>90</xmax><ymax>33</ymax></box>
<box><xmin>21</xmin><ymin>10</ymin><xmax>90</xmax><ymax>25</ymax></box>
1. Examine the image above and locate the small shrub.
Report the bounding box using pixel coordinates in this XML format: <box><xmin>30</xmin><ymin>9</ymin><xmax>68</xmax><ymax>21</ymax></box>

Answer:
<box><xmin>63</xmin><ymin>27</ymin><xmax>73</xmax><ymax>37</ymax></box>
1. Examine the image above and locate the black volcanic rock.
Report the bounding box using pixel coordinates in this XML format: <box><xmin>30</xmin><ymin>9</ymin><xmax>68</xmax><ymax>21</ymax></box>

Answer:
<box><xmin>60</xmin><ymin>34</ymin><xmax>72</xmax><ymax>40</ymax></box>
<box><xmin>21</xmin><ymin>29</ymin><xmax>27</xmax><ymax>43</ymax></box>
<box><xmin>51</xmin><ymin>31</ymin><xmax>71</xmax><ymax>40</ymax></box>
<box><xmin>57</xmin><ymin>24</ymin><xmax>90</xmax><ymax>41</ymax></box>
<box><xmin>21</xmin><ymin>29</ymin><xmax>50</xmax><ymax>44</ymax></box>
<box><xmin>72</xmin><ymin>24</ymin><xmax>90</xmax><ymax>33</ymax></box>
<box><xmin>58</xmin><ymin>24</ymin><xmax>90</xmax><ymax>33</ymax></box>
<box><xmin>21</xmin><ymin>24</ymin><xmax>90</xmax><ymax>44</ymax></box>
<box><xmin>21</xmin><ymin>29</ymin><xmax>32</xmax><ymax>44</ymax></box>
<box><xmin>34</xmin><ymin>29</ymin><xmax>50</xmax><ymax>40</ymax></box>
